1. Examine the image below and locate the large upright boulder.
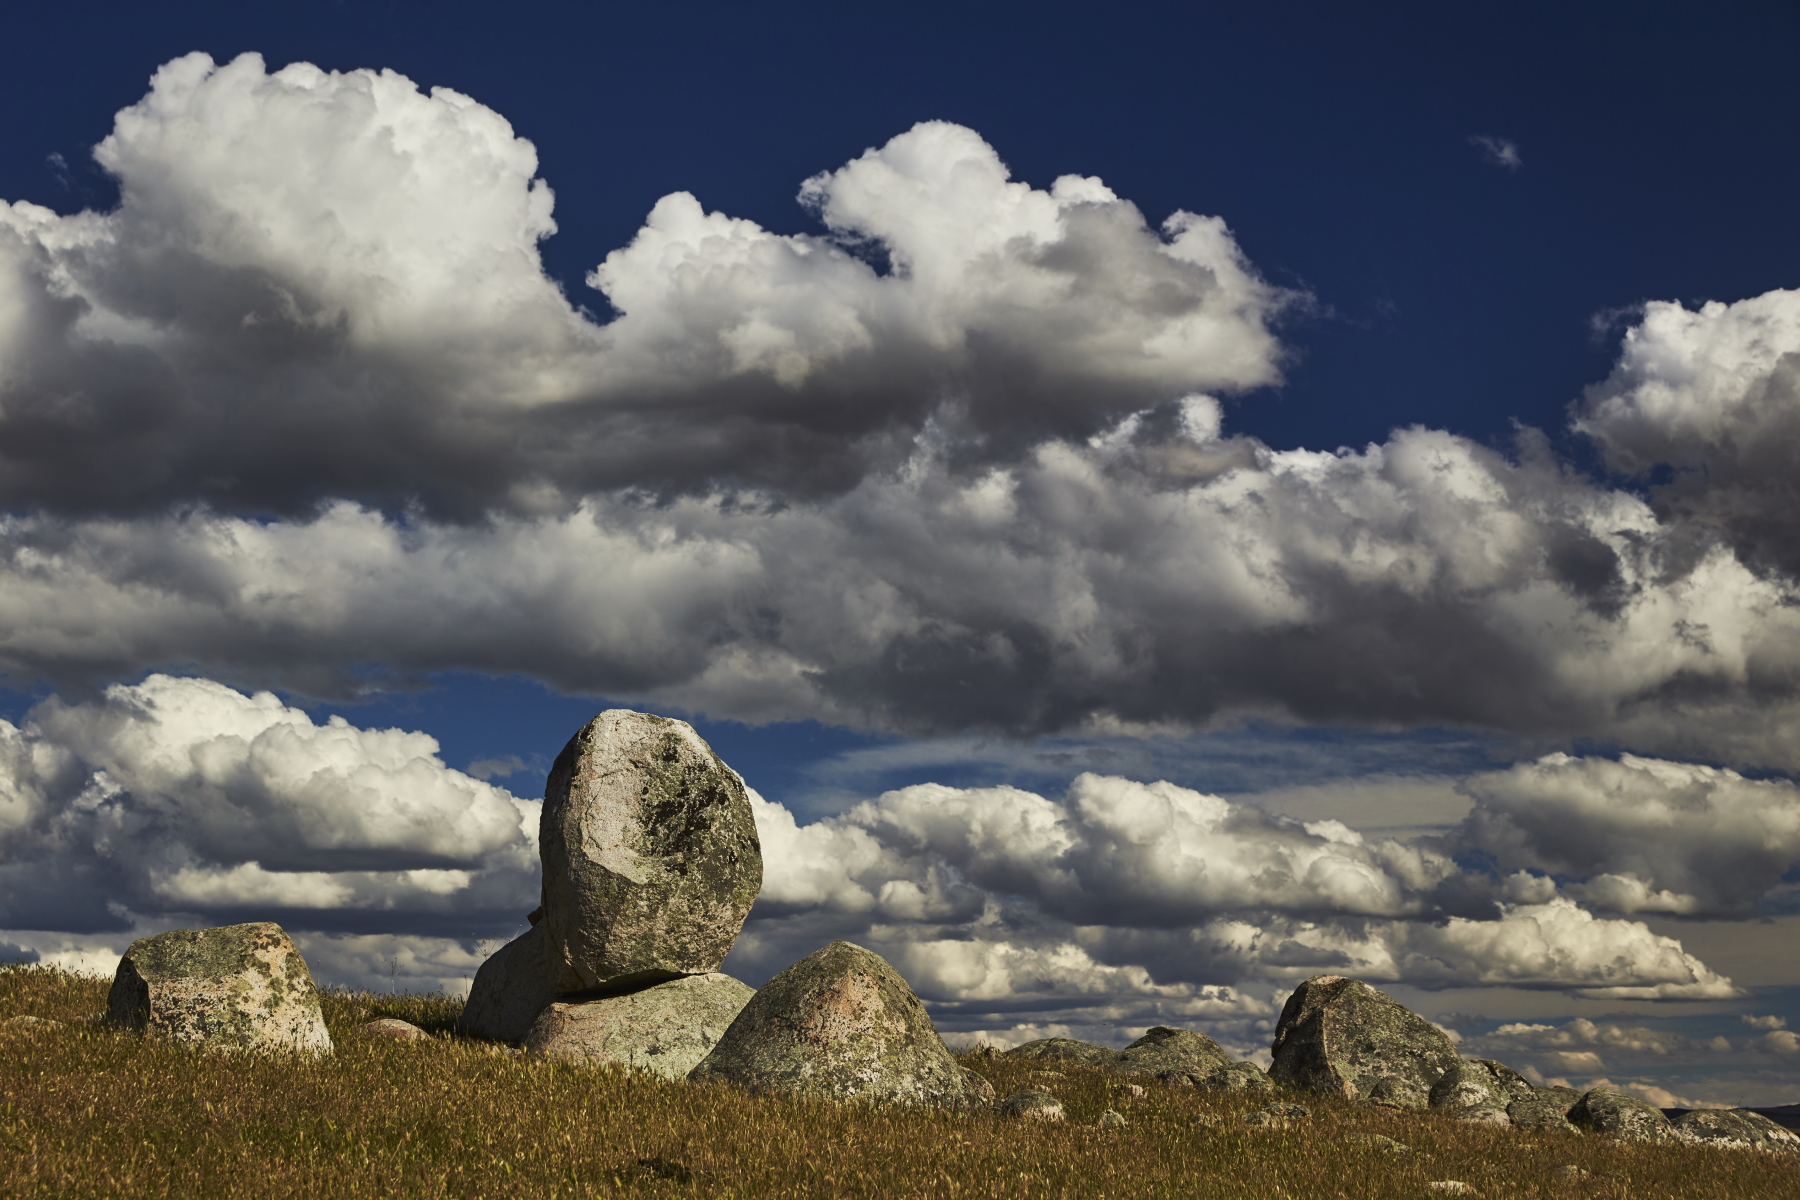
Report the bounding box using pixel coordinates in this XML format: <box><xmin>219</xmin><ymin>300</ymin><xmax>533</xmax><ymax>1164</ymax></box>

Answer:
<box><xmin>1113</xmin><ymin>1026</ymin><xmax>1233</xmax><ymax>1082</ymax></box>
<box><xmin>457</xmin><ymin>922</ymin><xmax>555</xmax><ymax>1043</ymax></box>
<box><xmin>1268</xmin><ymin>975</ymin><xmax>1459</xmax><ymax>1108</ymax></box>
<box><xmin>107</xmin><ymin>922</ymin><xmax>332</xmax><ymax>1054</ymax></box>
<box><xmin>540</xmin><ymin>710</ymin><xmax>763</xmax><ymax>994</ymax></box>
<box><xmin>689</xmin><ymin>941</ymin><xmax>987</xmax><ymax>1109</ymax></box>
<box><xmin>524</xmin><ymin>972</ymin><xmax>755</xmax><ymax>1080</ymax></box>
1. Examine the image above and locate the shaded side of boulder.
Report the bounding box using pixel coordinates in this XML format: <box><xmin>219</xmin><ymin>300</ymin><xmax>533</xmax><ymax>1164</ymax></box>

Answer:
<box><xmin>688</xmin><ymin>941</ymin><xmax>985</xmax><ymax>1109</ymax></box>
<box><xmin>1569</xmin><ymin>1089</ymin><xmax>1679</xmax><ymax>1144</ymax></box>
<box><xmin>1267</xmin><ymin>975</ymin><xmax>1458</xmax><ymax>1108</ymax></box>
<box><xmin>1429</xmin><ymin>1058</ymin><xmax>1534</xmax><ymax>1123</ymax></box>
<box><xmin>457</xmin><ymin>924</ymin><xmax>554</xmax><ymax>1043</ymax></box>
<box><xmin>1112</xmin><ymin>1026</ymin><xmax>1232</xmax><ymax>1082</ymax></box>
<box><xmin>525</xmin><ymin>972</ymin><xmax>754</xmax><ymax>1081</ymax></box>
<box><xmin>1194</xmin><ymin>1061</ymin><xmax>1275</xmax><ymax>1093</ymax></box>
<box><xmin>540</xmin><ymin>711</ymin><xmax>763</xmax><ymax>994</ymax></box>
<box><xmin>1672</xmin><ymin>1108</ymin><xmax>1800</xmax><ymax>1155</ymax></box>
<box><xmin>107</xmin><ymin>922</ymin><xmax>331</xmax><ymax>1054</ymax></box>
<box><xmin>1003</xmin><ymin>1037</ymin><xmax>1115</xmax><ymax>1067</ymax></box>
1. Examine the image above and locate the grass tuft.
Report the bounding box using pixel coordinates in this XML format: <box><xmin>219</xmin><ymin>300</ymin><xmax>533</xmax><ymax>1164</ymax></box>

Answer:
<box><xmin>1</xmin><ymin>965</ymin><xmax>1793</xmax><ymax>1197</ymax></box>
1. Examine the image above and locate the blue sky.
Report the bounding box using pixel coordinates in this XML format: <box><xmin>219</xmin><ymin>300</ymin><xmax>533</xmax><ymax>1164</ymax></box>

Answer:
<box><xmin>3</xmin><ymin>0</ymin><xmax>1800</xmax><ymax>1107</ymax></box>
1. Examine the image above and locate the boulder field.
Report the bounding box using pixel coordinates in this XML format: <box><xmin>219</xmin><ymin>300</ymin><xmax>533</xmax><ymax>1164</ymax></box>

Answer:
<box><xmin>93</xmin><ymin>709</ymin><xmax>1800</xmax><ymax>1152</ymax></box>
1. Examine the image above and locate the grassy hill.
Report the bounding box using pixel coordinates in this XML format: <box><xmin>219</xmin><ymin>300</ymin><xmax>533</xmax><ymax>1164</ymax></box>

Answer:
<box><xmin>0</xmin><ymin>964</ymin><xmax>1789</xmax><ymax>1198</ymax></box>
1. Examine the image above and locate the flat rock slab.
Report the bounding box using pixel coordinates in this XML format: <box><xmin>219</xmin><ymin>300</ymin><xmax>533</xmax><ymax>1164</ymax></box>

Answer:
<box><xmin>458</xmin><ymin>924</ymin><xmax>555</xmax><ymax>1043</ymax></box>
<box><xmin>358</xmin><ymin>1018</ymin><xmax>427</xmax><ymax>1041</ymax></box>
<box><xmin>1672</xmin><ymin>1108</ymin><xmax>1800</xmax><ymax>1155</ymax></box>
<box><xmin>540</xmin><ymin>711</ymin><xmax>763</xmax><ymax>993</ymax></box>
<box><xmin>1268</xmin><ymin>975</ymin><xmax>1459</xmax><ymax>1108</ymax></box>
<box><xmin>689</xmin><ymin>941</ymin><xmax>987</xmax><ymax>1109</ymax></box>
<box><xmin>525</xmin><ymin>972</ymin><xmax>754</xmax><ymax>1080</ymax></box>
<box><xmin>1569</xmin><ymin>1089</ymin><xmax>1679</xmax><ymax>1144</ymax></box>
<box><xmin>107</xmin><ymin>922</ymin><xmax>331</xmax><ymax>1055</ymax></box>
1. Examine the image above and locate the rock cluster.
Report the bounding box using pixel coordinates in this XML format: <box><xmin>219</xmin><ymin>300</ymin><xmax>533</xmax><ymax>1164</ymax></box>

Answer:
<box><xmin>459</xmin><ymin>710</ymin><xmax>763</xmax><ymax>1070</ymax></box>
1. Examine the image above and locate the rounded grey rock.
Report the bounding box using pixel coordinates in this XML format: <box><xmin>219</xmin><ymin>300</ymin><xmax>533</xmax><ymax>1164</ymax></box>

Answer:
<box><xmin>1113</xmin><ymin>1026</ymin><xmax>1232</xmax><ymax>1081</ymax></box>
<box><xmin>1671</xmin><ymin>1108</ymin><xmax>1800</xmax><ymax>1155</ymax></box>
<box><xmin>1568</xmin><ymin>1088</ymin><xmax>1679</xmax><ymax>1144</ymax></box>
<box><xmin>457</xmin><ymin>923</ymin><xmax>555</xmax><ymax>1043</ymax></box>
<box><xmin>688</xmin><ymin>941</ymin><xmax>987</xmax><ymax>1109</ymax></box>
<box><xmin>1268</xmin><ymin>975</ymin><xmax>1459</xmax><ymax>1108</ymax></box>
<box><xmin>1429</xmin><ymin>1058</ymin><xmax>1534</xmax><ymax>1116</ymax></box>
<box><xmin>1194</xmin><ymin>1061</ymin><xmax>1275</xmax><ymax>1093</ymax></box>
<box><xmin>358</xmin><ymin>1018</ymin><xmax>427</xmax><ymax>1041</ymax></box>
<box><xmin>107</xmin><ymin>922</ymin><xmax>331</xmax><ymax>1055</ymax></box>
<box><xmin>525</xmin><ymin>972</ymin><xmax>754</xmax><ymax>1080</ymax></box>
<box><xmin>1003</xmin><ymin>1037</ymin><xmax>1116</xmax><ymax>1067</ymax></box>
<box><xmin>540</xmin><ymin>711</ymin><xmax>763</xmax><ymax>994</ymax></box>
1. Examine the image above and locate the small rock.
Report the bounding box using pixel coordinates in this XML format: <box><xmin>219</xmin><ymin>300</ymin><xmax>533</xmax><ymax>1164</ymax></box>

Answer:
<box><xmin>1</xmin><ymin>1015</ymin><xmax>60</xmax><ymax>1032</ymax></box>
<box><xmin>1243</xmin><ymin>1103</ymin><xmax>1311</xmax><ymax>1127</ymax></box>
<box><xmin>1118</xmin><ymin>1083</ymin><xmax>1147</xmax><ymax>1100</ymax></box>
<box><xmin>1456</xmin><ymin>1106</ymin><xmax>1511</xmax><ymax>1126</ymax></box>
<box><xmin>1568</xmin><ymin>1088</ymin><xmax>1679</xmax><ymax>1144</ymax></box>
<box><xmin>961</xmin><ymin>1068</ymin><xmax>997</xmax><ymax>1108</ymax></box>
<box><xmin>525</xmin><ymin>972</ymin><xmax>753</xmax><ymax>1081</ymax></box>
<box><xmin>688</xmin><ymin>941</ymin><xmax>987</xmax><ymax>1109</ymax></box>
<box><xmin>1552</xmin><ymin>1165</ymin><xmax>1590</xmax><ymax>1182</ymax></box>
<box><xmin>1506</xmin><ymin>1096</ymin><xmax>1579</xmax><ymax>1132</ymax></box>
<box><xmin>539</xmin><ymin>711</ymin><xmax>763</xmax><ymax>994</ymax></box>
<box><xmin>1268</xmin><ymin>975</ymin><xmax>1460</xmax><ymax>1108</ymax></box>
<box><xmin>358</xmin><ymin>1018</ymin><xmax>427</xmax><ymax>1041</ymax></box>
<box><xmin>1349</xmin><ymin>1133</ymin><xmax>1413</xmax><ymax>1153</ymax></box>
<box><xmin>107</xmin><ymin>922</ymin><xmax>331</xmax><ymax>1055</ymax></box>
<box><xmin>457</xmin><ymin>924</ymin><xmax>555</xmax><ymax>1043</ymax></box>
<box><xmin>1194</xmin><ymin>1061</ymin><xmax>1276</xmax><ymax>1093</ymax></box>
<box><xmin>998</xmin><ymin>1089</ymin><xmax>1066</xmax><ymax>1121</ymax></box>
<box><xmin>1191</xmin><ymin>1113</ymin><xmax>1223</xmax><ymax>1128</ymax></box>
<box><xmin>1426</xmin><ymin>1183</ymin><xmax>1479</xmax><ymax>1196</ymax></box>
<box><xmin>1429</xmin><ymin>1058</ymin><xmax>1535</xmax><ymax>1119</ymax></box>
<box><xmin>1671</xmin><ymin>1107</ymin><xmax>1800</xmax><ymax>1155</ymax></box>
<box><xmin>1097</xmin><ymin>1109</ymin><xmax>1127</xmax><ymax>1128</ymax></box>
<box><xmin>1004</xmin><ymin>1037</ymin><xmax>1116</xmax><ymax>1067</ymax></box>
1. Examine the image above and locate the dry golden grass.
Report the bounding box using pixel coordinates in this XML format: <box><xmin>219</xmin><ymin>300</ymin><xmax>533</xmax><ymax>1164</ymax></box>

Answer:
<box><xmin>1</xmin><ymin>963</ymin><xmax>1794</xmax><ymax>1198</ymax></box>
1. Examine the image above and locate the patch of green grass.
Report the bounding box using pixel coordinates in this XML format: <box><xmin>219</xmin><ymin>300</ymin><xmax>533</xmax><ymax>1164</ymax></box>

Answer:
<box><xmin>1</xmin><ymin>964</ymin><xmax>1793</xmax><ymax>1198</ymax></box>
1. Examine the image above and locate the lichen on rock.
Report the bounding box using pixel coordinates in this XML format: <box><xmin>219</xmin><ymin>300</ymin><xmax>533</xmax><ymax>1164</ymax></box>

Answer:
<box><xmin>688</xmin><ymin>941</ymin><xmax>986</xmax><ymax>1109</ymax></box>
<box><xmin>1568</xmin><ymin>1089</ymin><xmax>1679</xmax><ymax>1144</ymax></box>
<box><xmin>525</xmin><ymin>972</ymin><xmax>753</xmax><ymax>1080</ymax></box>
<box><xmin>1671</xmin><ymin>1108</ymin><xmax>1800</xmax><ymax>1155</ymax></box>
<box><xmin>539</xmin><ymin>710</ymin><xmax>762</xmax><ymax>994</ymax></box>
<box><xmin>106</xmin><ymin>922</ymin><xmax>331</xmax><ymax>1055</ymax></box>
<box><xmin>1268</xmin><ymin>975</ymin><xmax>1460</xmax><ymax>1108</ymax></box>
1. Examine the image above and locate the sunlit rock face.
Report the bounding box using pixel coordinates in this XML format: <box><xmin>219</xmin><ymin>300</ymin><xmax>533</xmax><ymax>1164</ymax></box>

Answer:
<box><xmin>1268</xmin><ymin>975</ymin><xmax>1459</xmax><ymax>1108</ymax></box>
<box><xmin>689</xmin><ymin>940</ymin><xmax>989</xmax><ymax>1110</ymax></box>
<box><xmin>539</xmin><ymin>710</ymin><xmax>763</xmax><ymax>994</ymax></box>
<box><xmin>107</xmin><ymin>921</ymin><xmax>332</xmax><ymax>1055</ymax></box>
<box><xmin>524</xmin><ymin>972</ymin><xmax>754</xmax><ymax>1080</ymax></box>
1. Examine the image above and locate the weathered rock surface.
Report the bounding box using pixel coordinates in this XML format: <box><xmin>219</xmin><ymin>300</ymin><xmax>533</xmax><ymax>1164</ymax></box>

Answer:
<box><xmin>688</xmin><ymin>941</ymin><xmax>986</xmax><ymax>1109</ymax></box>
<box><xmin>524</xmin><ymin>972</ymin><xmax>754</xmax><ymax>1080</ymax></box>
<box><xmin>540</xmin><ymin>710</ymin><xmax>763</xmax><ymax>994</ymax></box>
<box><xmin>1244</xmin><ymin>1103</ymin><xmax>1311</xmax><ymax>1127</ymax></box>
<box><xmin>1569</xmin><ymin>1089</ymin><xmax>1679</xmax><ymax>1143</ymax></box>
<box><xmin>1113</xmin><ymin>1026</ymin><xmax>1232</xmax><ymax>1082</ymax></box>
<box><xmin>358</xmin><ymin>1018</ymin><xmax>427</xmax><ymax>1042</ymax></box>
<box><xmin>1194</xmin><ymin>1061</ymin><xmax>1276</xmax><ymax>1093</ymax></box>
<box><xmin>1097</xmin><ymin>1109</ymin><xmax>1127</xmax><ymax>1128</ymax></box>
<box><xmin>1430</xmin><ymin>1058</ymin><xmax>1533</xmax><ymax>1112</ymax></box>
<box><xmin>1002</xmin><ymin>1037</ymin><xmax>1116</xmax><ymax>1067</ymax></box>
<box><xmin>1506</xmin><ymin>1091</ymin><xmax>1580</xmax><ymax>1133</ymax></box>
<box><xmin>457</xmin><ymin>923</ymin><xmax>555</xmax><ymax>1043</ymax></box>
<box><xmin>107</xmin><ymin>922</ymin><xmax>331</xmax><ymax>1054</ymax></box>
<box><xmin>1671</xmin><ymin>1108</ymin><xmax>1800</xmax><ymax>1155</ymax></box>
<box><xmin>1268</xmin><ymin>975</ymin><xmax>1460</xmax><ymax>1108</ymax></box>
<box><xmin>997</xmin><ymin>1090</ymin><xmax>1065</xmax><ymax>1121</ymax></box>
